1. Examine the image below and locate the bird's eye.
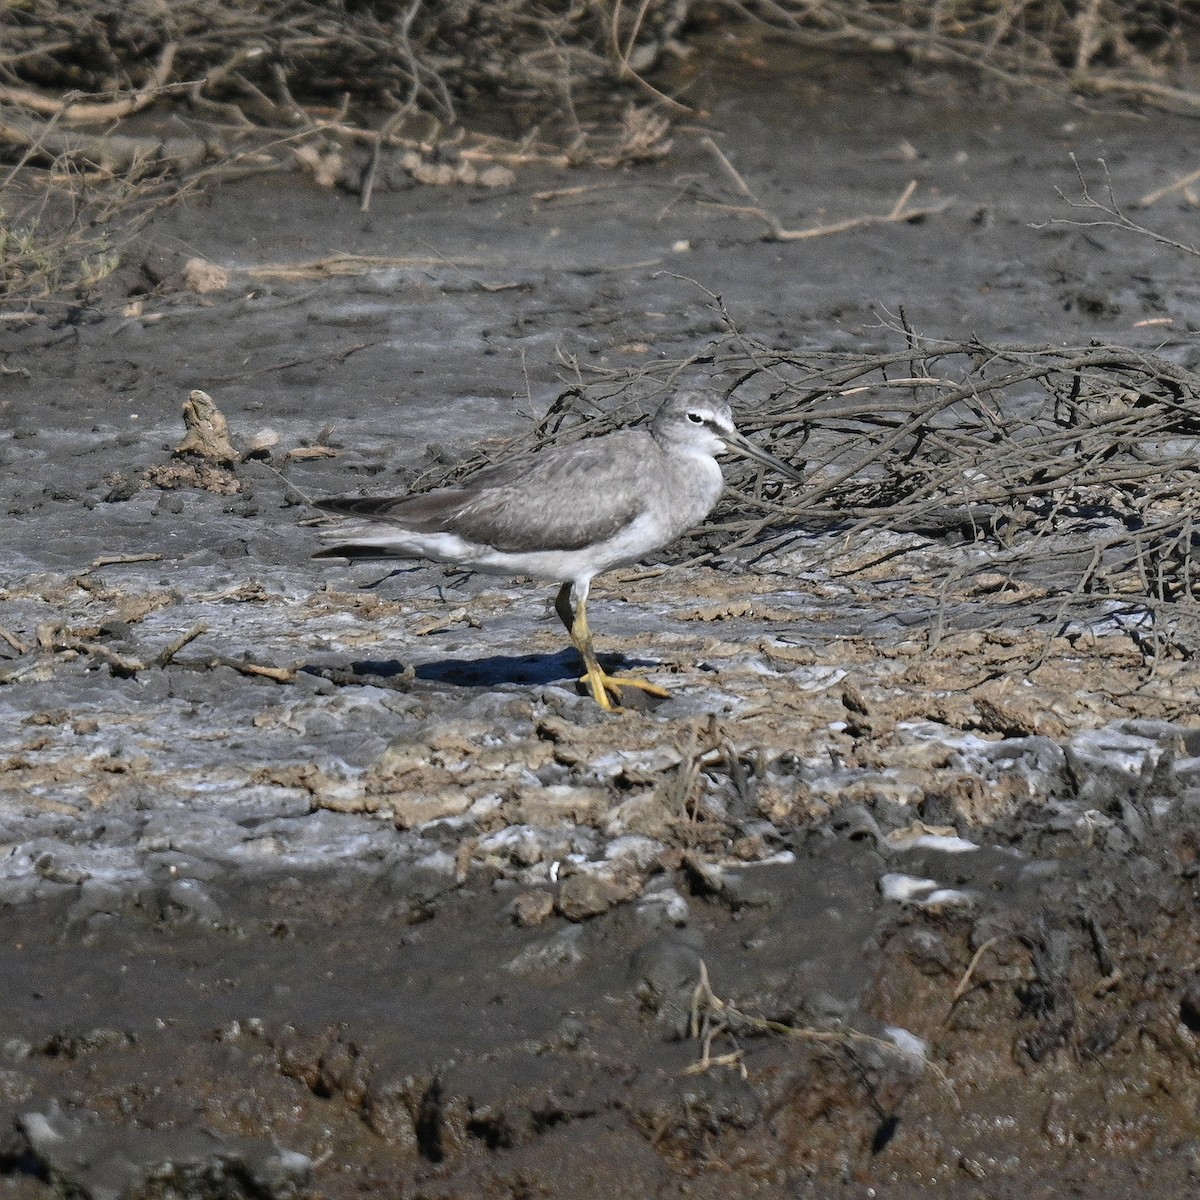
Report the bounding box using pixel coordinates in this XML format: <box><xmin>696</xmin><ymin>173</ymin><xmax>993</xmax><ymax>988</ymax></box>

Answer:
<box><xmin>686</xmin><ymin>412</ymin><xmax>704</xmax><ymax>424</ymax></box>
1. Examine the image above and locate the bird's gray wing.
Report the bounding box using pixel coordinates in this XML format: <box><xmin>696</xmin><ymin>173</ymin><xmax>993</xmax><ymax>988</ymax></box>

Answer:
<box><xmin>316</xmin><ymin>432</ymin><xmax>657</xmax><ymax>554</ymax></box>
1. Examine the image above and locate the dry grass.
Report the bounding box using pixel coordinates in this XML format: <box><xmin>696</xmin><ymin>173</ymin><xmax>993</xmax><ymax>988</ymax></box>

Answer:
<box><xmin>0</xmin><ymin>152</ymin><xmax>179</xmax><ymax>317</ymax></box>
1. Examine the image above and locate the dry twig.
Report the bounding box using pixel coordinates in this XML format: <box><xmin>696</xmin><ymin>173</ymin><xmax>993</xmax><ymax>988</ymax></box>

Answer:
<box><xmin>1037</xmin><ymin>155</ymin><xmax>1200</xmax><ymax>259</ymax></box>
<box><xmin>1138</xmin><ymin>165</ymin><xmax>1200</xmax><ymax>208</ymax></box>
<box><xmin>0</xmin><ymin>626</ymin><xmax>28</xmax><ymax>655</ymax></box>
<box><xmin>0</xmin><ymin>44</ymin><xmax>179</xmax><ymax>123</ymax></box>
<box><xmin>703</xmin><ymin>179</ymin><xmax>953</xmax><ymax>241</ymax></box>
<box><xmin>155</xmin><ymin>625</ymin><xmax>207</xmax><ymax>667</ymax></box>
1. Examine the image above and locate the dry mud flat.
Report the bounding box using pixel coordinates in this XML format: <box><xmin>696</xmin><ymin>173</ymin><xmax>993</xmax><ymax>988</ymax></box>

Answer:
<box><xmin>3</xmin><ymin>583</ymin><xmax>1200</xmax><ymax>1200</ymax></box>
<box><xmin>4</xmin><ymin>36</ymin><xmax>1200</xmax><ymax>1200</ymax></box>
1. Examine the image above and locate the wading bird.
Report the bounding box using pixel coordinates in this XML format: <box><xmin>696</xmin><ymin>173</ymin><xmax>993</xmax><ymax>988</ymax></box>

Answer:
<box><xmin>314</xmin><ymin>393</ymin><xmax>801</xmax><ymax>710</ymax></box>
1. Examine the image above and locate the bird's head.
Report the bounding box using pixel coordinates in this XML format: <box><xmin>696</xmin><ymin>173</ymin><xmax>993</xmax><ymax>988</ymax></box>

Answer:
<box><xmin>652</xmin><ymin>392</ymin><xmax>803</xmax><ymax>481</ymax></box>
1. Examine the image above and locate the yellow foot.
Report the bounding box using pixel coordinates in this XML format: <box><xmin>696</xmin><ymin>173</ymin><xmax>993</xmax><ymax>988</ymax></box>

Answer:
<box><xmin>579</xmin><ymin>670</ymin><xmax>671</xmax><ymax>710</ymax></box>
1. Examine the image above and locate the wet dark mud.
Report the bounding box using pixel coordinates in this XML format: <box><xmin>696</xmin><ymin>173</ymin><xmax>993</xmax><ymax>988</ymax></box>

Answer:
<box><xmin>4</xmin><ymin>30</ymin><xmax>1200</xmax><ymax>1200</ymax></box>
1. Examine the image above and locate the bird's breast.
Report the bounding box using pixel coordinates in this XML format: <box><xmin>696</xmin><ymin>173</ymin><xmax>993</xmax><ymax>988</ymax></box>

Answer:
<box><xmin>647</xmin><ymin>452</ymin><xmax>725</xmax><ymax>543</ymax></box>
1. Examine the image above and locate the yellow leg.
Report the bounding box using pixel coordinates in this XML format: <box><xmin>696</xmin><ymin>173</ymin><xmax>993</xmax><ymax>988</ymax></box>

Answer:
<box><xmin>554</xmin><ymin>582</ymin><xmax>670</xmax><ymax>710</ymax></box>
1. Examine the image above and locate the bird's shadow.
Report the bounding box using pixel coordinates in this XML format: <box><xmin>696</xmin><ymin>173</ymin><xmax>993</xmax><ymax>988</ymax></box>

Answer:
<box><xmin>312</xmin><ymin>650</ymin><xmax>658</xmax><ymax>691</ymax></box>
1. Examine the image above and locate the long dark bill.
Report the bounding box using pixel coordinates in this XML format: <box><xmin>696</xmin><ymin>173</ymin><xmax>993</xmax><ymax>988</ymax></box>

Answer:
<box><xmin>722</xmin><ymin>429</ymin><xmax>804</xmax><ymax>482</ymax></box>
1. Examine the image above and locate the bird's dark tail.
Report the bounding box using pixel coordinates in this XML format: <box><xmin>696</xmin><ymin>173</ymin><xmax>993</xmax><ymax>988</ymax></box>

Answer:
<box><xmin>313</xmin><ymin>495</ymin><xmax>424</xmax><ymax>560</ymax></box>
<box><xmin>313</xmin><ymin>543</ymin><xmax>411</xmax><ymax>561</ymax></box>
<box><xmin>313</xmin><ymin>497</ymin><xmax>400</xmax><ymax>517</ymax></box>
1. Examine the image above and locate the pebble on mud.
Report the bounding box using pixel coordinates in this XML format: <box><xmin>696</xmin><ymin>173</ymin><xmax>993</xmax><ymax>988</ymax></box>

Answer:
<box><xmin>244</xmin><ymin>427</ymin><xmax>281</xmax><ymax>458</ymax></box>
<box><xmin>292</xmin><ymin>142</ymin><xmax>344</xmax><ymax>187</ymax></box>
<box><xmin>557</xmin><ymin>872</ymin><xmax>639</xmax><ymax>921</ymax></box>
<box><xmin>512</xmin><ymin>889</ymin><xmax>555</xmax><ymax>926</ymax></box>
<box><xmin>477</xmin><ymin>163</ymin><xmax>516</xmax><ymax>188</ymax></box>
<box><xmin>389</xmin><ymin>790</ymin><xmax>475</xmax><ymax>829</ymax></box>
<box><xmin>182</xmin><ymin>256</ymin><xmax>229</xmax><ymax>294</ymax></box>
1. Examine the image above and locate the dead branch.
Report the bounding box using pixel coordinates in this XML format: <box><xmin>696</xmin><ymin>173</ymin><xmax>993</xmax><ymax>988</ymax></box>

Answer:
<box><xmin>42</xmin><ymin>633</ymin><xmax>147</xmax><ymax>676</ymax></box>
<box><xmin>0</xmin><ymin>112</ymin><xmax>214</xmax><ymax>172</ymax></box>
<box><xmin>205</xmin><ymin>657</ymin><xmax>297</xmax><ymax>683</ymax></box>
<box><xmin>1073</xmin><ymin>73</ymin><xmax>1200</xmax><ymax>118</ymax></box>
<box><xmin>243</xmin><ymin>254</ymin><xmax>482</xmax><ymax>280</ymax></box>
<box><xmin>700</xmin><ymin>135</ymin><xmax>756</xmax><ymax>199</ymax></box>
<box><xmin>0</xmin><ymin>44</ymin><xmax>178</xmax><ymax>124</ymax></box>
<box><xmin>0</xmin><ymin>626</ymin><xmax>28</xmax><ymax>654</ymax></box>
<box><xmin>702</xmin><ymin>180</ymin><xmax>953</xmax><ymax>241</ymax></box>
<box><xmin>91</xmin><ymin>553</ymin><xmax>165</xmax><ymax>568</ymax></box>
<box><xmin>1036</xmin><ymin>155</ymin><xmax>1200</xmax><ymax>259</ymax></box>
<box><xmin>1138</xmin><ymin>164</ymin><xmax>1200</xmax><ymax>208</ymax></box>
<box><xmin>611</xmin><ymin>0</ymin><xmax>692</xmax><ymax>113</ymax></box>
<box><xmin>155</xmin><ymin>625</ymin><xmax>207</xmax><ymax>667</ymax></box>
